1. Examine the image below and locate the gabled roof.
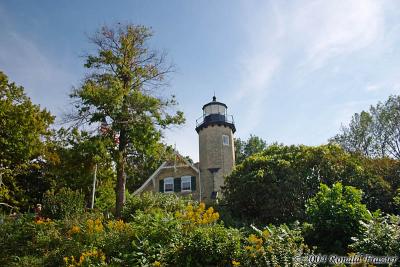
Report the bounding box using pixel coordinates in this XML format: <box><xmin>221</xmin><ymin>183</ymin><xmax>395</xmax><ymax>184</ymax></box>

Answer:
<box><xmin>133</xmin><ymin>152</ymin><xmax>199</xmax><ymax>195</ymax></box>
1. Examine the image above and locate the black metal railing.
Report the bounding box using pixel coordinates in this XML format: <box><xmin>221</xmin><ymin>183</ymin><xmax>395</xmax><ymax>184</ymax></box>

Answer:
<box><xmin>196</xmin><ymin>114</ymin><xmax>235</xmax><ymax>128</ymax></box>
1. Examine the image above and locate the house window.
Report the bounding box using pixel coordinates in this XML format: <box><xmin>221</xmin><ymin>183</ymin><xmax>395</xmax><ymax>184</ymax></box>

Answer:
<box><xmin>222</xmin><ymin>135</ymin><xmax>229</xmax><ymax>146</ymax></box>
<box><xmin>181</xmin><ymin>176</ymin><xmax>191</xmax><ymax>192</ymax></box>
<box><xmin>164</xmin><ymin>177</ymin><xmax>174</xmax><ymax>193</ymax></box>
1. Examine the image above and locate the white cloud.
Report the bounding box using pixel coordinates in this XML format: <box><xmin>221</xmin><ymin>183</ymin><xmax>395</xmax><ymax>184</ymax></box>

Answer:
<box><xmin>231</xmin><ymin>2</ymin><xmax>285</xmax><ymax>135</ymax></box>
<box><xmin>231</xmin><ymin>0</ymin><xmax>387</xmax><ymax>137</ymax></box>
<box><xmin>366</xmin><ymin>84</ymin><xmax>381</xmax><ymax>92</ymax></box>
<box><xmin>0</xmin><ymin>6</ymin><xmax>75</xmax><ymax>121</ymax></box>
<box><xmin>294</xmin><ymin>0</ymin><xmax>383</xmax><ymax>68</ymax></box>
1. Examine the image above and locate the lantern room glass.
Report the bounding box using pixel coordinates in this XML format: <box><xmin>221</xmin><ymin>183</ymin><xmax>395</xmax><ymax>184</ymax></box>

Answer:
<box><xmin>203</xmin><ymin>103</ymin><xmax>227</xmax><ymax>117</ymax></box>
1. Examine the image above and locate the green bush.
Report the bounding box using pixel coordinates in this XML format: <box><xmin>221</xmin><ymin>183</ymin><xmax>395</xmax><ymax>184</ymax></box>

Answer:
<box><xmin>0</xmin><ymin>214</ymin><xmax>38</xmax><ymax>265</ymax></box>
<box><xmin>171</xmin><ymin>224</ymin><xmax>242</xmax><ymax>266</ymax></box>
<box><xmin>239</xmin><ymin>223</ymin><xmax>313</xmax><ymax>267</ymax></box>
<box><xmin>305</xmin><ymin>182</ymin><xmax>371</xmax><ymax>254</ymax></box>
<box><xmin>0</xmin><ymin>193</ymin><xmax>316</xmax><ymax>267</ymax></box>
<box><xmin>121</xmin><ymin>192</ymin><xmax>193</xmax><ymax>221</ymax></box>
<box><xmin>223</xmin><ymin>144</ymin><xmax>393</xmax><ymax>225</ymax></box>
<box><xmin>94</xmin><ymin>178</ymin><xmax>116</xmax><ymax>213</ymax></box>
<box><xmin>41</xmin><ymin>187</ymin><xmax>85</xmax><ymax>219</ymax></box>
<box><xmin>350</xmin><ymin>212</ymin><xmax>400</xmax><ymax>255</ymax></box>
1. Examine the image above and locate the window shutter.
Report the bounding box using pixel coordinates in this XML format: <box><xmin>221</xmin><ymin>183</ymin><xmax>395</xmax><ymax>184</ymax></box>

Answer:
<box><xmin>174</xmin><ymin>177</ymin><xmax>181</xmax><ymax>192</ymax></box>
<box><xmin>191</xmin><ymin>176</ymin><xmax>196</xmax><ymax>191</ymax></box>
<box><xmin>159</xmin><ymin>179</ymin><xmax>164</xmax><ymax>193</ymax></box>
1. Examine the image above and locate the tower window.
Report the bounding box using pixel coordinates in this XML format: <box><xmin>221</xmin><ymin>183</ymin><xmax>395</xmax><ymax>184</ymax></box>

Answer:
<box><xmin>222</xmin><ymin>135</ymin><xmax>230</xmax><ymax>146</ymax></box>
<box><xmin>181</xmin><ymin>176</ymin><xmax>191</xmax><ymax>191</ymax></box>
<box><xmin>164</xmin><ymin>177</ymin><xmax>174</xmax><ymax>193</ymax></box>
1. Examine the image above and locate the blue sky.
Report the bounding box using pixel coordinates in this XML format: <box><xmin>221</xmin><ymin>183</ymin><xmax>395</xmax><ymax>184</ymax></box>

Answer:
<box><xmin>1</xmin><ymin>1</ymin><xmax>400</xmax><ymax>161</ymax></box>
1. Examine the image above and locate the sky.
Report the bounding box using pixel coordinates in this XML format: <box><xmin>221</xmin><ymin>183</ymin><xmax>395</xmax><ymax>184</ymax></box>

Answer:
<box><xmin>1</xmin><ymin>0</ymin><xmax>400</xmax><ymax>162</ymax></box>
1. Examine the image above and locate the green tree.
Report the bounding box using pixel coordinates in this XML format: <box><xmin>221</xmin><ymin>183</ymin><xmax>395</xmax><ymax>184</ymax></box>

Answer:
<box><xmin>222</xmin><ymin>144</ymin><xmax>393</xmax><ymax>225</ymax></box>
<box><xmin>125</xmin><ymin>142</ymin><xmax>174</xmax><ymax>193</ymax></box>
<box><xmin>331</xmin><ymin>111</ymin><xmax>373</xmax><ymax>156</ymax></box>
<box><xmin>234</xmin><ymin>134</ymin><xmax>267</xmax><ymax>164</ymax></box>
<box><xmin>70</xmin><ymin>24</ymin><xmax>184</xmax><ymax>216</ymax></box>
<box><xmin>0</xmin><ymin>71</ymin><xmax>54</xmax><ymax>209</ymax></box>
<box><xmin>46</xmin><ymin>128</ymin><xmax>115</xmax><ymax>207</ymax></box>
<box><xmin>331</xmin><ymin>95</ymin><xmax>400</xmax><ymax>159</ymax></box>
<box><xmin>305</xmin><ymin>182</ymin><xmax>371</xmax><ymax>253</ymax></box>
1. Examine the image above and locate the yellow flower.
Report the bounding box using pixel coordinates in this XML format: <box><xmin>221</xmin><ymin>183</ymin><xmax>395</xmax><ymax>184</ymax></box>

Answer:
<box><xmin>186</xmin><ymin>204</ymin><xmax>193</xmax><ymax>212</ymax></box>
<box><xmin>232</xmin><ymin>260</ymin><xmax>241</xmax><ymax>266</ymax></box>
<box><xmin>199</xmin><ymin>202</ymin><xmax>206</xmax><ymax>211</ymax></box>
<box><xmin>248</xmin><ymin>234</ymin><xmax>263</xmax><ymax>246</ymax></box>
<box><xmin>70</xmin><ymin>225</ymin><xmax>80</xmax><ymax>234</ymax></box>
<box><xmin>262</xmin><ymin>229</ymin><xmax>270</xmax><ymax>239</ymax></box>
<box><xmin>153</xmin><ymin>260</ymin><xmax>161</xmax><ymax>267</ymax></box>
<box><xmin>94</xmin><ymin>223</ymin><xmax>103</xmax><ymax>233</ymax></box>
<box><xmin>206</xmin><ymin>207</ymin><xmax>214</xmax><ymax>214</ymax></box>
<box><xmin>212</xmin><ymin>212</ymin><xmax>219</xmax><ymax>221</ymax></box>
<box><xmin>114</xmin><ymin>219</ymin><xmax>125</xmax><ymax>231</ymax></box>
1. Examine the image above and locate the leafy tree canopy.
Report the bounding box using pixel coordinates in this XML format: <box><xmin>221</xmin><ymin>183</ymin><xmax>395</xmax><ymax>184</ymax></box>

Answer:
<box><xmin>0</xmin><ymin>71</ymin><xmax>54</xmax><ymax>209</ymax></box>
<box><xmin>70</xmin><ymin>24</ymin><xmax>185</xmax><ymax>216</ymax></box>
<box><xmin>331</xmin><ymin>95</ymin><xmax>400</xmax><ymax>159</ymax></box>
<box><xmin>223</xmin><ymin>144</ymin><xmax>394</xmax><ymax>225</ymax></box>
<box><xmin>234</xmin><ymin>134</ymin><xmax>267</xmax><ymax>164</ymax></box>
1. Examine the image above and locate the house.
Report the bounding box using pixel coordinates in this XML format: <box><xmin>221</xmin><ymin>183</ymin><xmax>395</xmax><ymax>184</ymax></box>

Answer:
<box><xmin>134</xmin><ymin>96</ymin><xmax>236</xmax><ymax>203</ymax></box>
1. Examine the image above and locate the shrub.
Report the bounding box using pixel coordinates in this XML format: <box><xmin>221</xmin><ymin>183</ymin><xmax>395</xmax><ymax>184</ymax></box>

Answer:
<box><xmin>121</xmin><ymin>192</ymin><xmax>193</xmax><ymax>221</ymax></box>
<box><xmin>239</xmin><ymin>223</ymin><xmax>313</xmax><ymax>267</ymax></box>
<box><xmin>305</xmin><ymin>182</ymin><xmax>371</xmax><ymax>254</ymax></box>
<box><xmin>0</xmin><ymin>193</ymin><xmax>314</xmax><ymax>267</ymax></box>
<box><xmin>41</xmin><ymin>187</ymin><xmax>85</xmax><ymax>219</ymax></box>
<box><xmin>94</xmin><ymin>178</ymin><xmax>116</xmax><ymax>213</ymax></box>
<box><xmin>0</xmin><ymin>214</ymin><xmax>38</xmax><ymax>265</ymax></box>
<box><xmin>350</xmin><ymin>212</ymin><xmax>400</xmax><ymax>255</ymax></box>
<box><xmin>223</xmin><ymin>144</ymin><xmax>393</xmax><ymax>226</ymax></box>
<box><xmin>171</xmin><ymin>224</ymin><xmax>242</xmax><ymax>267</ymax></box>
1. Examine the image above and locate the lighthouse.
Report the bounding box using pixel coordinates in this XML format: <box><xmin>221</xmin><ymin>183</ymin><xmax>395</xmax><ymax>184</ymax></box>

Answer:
<box><xmin>196</xmin><ymin>96</ymin><xmax>236</xmax><ymax>202</ymax></box>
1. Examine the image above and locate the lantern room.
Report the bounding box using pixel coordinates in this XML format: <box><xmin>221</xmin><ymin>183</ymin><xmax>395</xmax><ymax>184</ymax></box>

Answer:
<box><xmin>195</xmin><ymin>96</ymin><xmax>235</xmax><ymax>133</ymax></box>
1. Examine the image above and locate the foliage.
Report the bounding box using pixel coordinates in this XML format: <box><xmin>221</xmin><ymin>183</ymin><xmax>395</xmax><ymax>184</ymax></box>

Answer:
<box><xmin>121</xmin><ymin>191</ymin><xmax>192</xmax><ymax>221</ymax></box>
<box><xmin>94</xmin><ymin>177</ymin><xmax>116</xmax><ymax>213</ymax></box>
<box><xmin>41</xmin><ymin>187</ymin><xmax>86</xmax><ymax>220</ymax></box>
<box><xmin>350</xmin><ymin>211</ymin><xmax>400</xmax><ymax>255</ymax></box>
<box><xmin>331</xmin><ymin>95</ymin><xmax>400</xmax><ymax>159</ymax></box>
<box><xmin>46</xmin><ymin>128</ymin><xmax>114</xmax><ymax>198</ymax></box>
<box><xmin>171</xmin><ymin>224</ymin><xmax>241</xmax><ymax>267</ymax></box>
<box><xmin>393</xmin><ymin>188</ymin><xmax>400</xmax><ymax>213</ymax></box>
<box><xmin>305</xmin><ymin>182</ymin><xmax>371</xmax><ymax>254</ymax></box>
<box><xmin>0</xmin><ymin>71</ymin><xmax>54</xmax><ymax>210</ymax></box>
<box><xmin>234</xmin><ymin>134</ymin><xmax>267</xmax><ymax>164</ymax></box>
<box><xmin>239</xmin><ymin>224</ymin><xmax>313</xmax><ymax>267</ymax></box>
<box><xmin>70</xmin><ymin>24</ymin><xmax>185</xmax><ymax>216</ymax></box>
<box><xmin>125</xmin><ymin>143</ymin><xmax>175</xmax><ymax>193</ymax></box>
<box><xmin>223</xmin><ymin>144</ymin><xmax>394</xmax><ymax>225</ymax></box>
<box><xmin>0</xmin><ymin>192</ymin><xmax>314</xmax><ymax>267</ymax></box>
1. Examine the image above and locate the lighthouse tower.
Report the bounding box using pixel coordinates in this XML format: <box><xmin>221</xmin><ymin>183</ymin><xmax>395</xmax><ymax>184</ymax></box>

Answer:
<box><xmin>196</xmin><ymin>96</ymin><xmax>236</xmax><ymax>202</ymax></box>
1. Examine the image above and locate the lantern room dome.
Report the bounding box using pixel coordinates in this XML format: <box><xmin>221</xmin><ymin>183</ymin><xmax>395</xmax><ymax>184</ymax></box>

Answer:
<box><xmin>195</xmin><ymin>96</ymin><xmax>235</xmax><ymax>133</ymax></box>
